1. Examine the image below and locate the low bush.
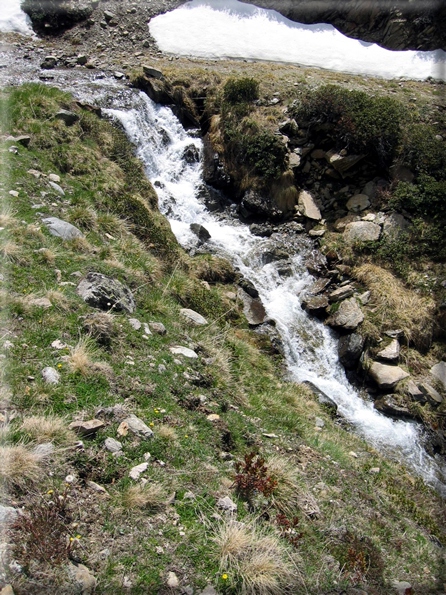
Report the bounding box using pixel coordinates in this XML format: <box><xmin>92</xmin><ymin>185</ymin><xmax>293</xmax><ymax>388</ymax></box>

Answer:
<box><xmin>223</xmin><ymin>78</ymin><xmax>259</xmax><ymax>104</ymax></box>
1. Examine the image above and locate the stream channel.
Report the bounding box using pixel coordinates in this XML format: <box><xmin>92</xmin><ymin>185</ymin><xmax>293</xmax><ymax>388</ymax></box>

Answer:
<box><xmin>2</xmin><ymin>56</ymin><xmax>446</xmax><ymax>496</ymax></box>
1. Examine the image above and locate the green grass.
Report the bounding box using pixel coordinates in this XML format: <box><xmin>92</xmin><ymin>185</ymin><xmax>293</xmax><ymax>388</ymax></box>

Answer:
<box><xmin>0</xmin><ymin>83</ymin><xmax>444</xmax><ymax>595</ymax></box>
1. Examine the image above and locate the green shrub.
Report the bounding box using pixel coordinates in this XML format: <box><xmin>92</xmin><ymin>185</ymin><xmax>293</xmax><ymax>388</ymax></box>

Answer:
<box><xmin>291</xmin><ymin>84</ymin><xmax>404</xmax><ymax>165</ymax></box>
<box><xmin>223</xmin><ymin>77</ymin><xmax>259</xmax><ymax>104</ymax></box>
<box><xmin>390</xmin><ymin>175</ymin><xmax>446</xmax><ymax>218</ymax></box>
<box><xmin>241</xmin><ymin>129</ymin><xmax>287</xmax><ymax>179</ymax></box>
<box><xmin>399</xmin><ymin>122</ymin><xmax>445</xmax><ymax>179</ymax></box>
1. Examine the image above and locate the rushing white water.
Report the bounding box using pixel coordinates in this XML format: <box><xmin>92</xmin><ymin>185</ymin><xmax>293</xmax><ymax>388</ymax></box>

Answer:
<box><xmin>102</xmin><ymin>90</ymin><xmax>446</xmax><ymax>493</ymax></box>
<box><xmin>0</xmin><ymin>0</ymin><xmax>34</xmax><ymax>35</ymax></box>
<box><xmin>149</xmin><ymin>0</ymin><xmax>446</xmax><ymax>81</ymax></box>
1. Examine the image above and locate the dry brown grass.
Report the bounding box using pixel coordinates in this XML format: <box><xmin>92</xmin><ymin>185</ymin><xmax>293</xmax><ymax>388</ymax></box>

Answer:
<box><xmin>122</xmin><ymin>483</ymin><xmax>166</xmax><ymax>510</ymax></box>
<box><xmin>157</xmin><ymin>424</ymin><xmax>178</xmax><ymax>442</ymax></box>
<box><xmin>0</xmin><ymin>207</ymin><xmax>18</xmax><ymax>227</ymax></box>
<box><xmin>65</xmin><ymin>337</ymin><xmax>97</xmax><ymax>376</ymax></box>
<box><xmin>82</xmin><ymin>311</ymin><xmax>116</xmax><ymax>346</ymax></box>
<box><xmin>0</xmin><ymin>241</ymin><xmax>22</xmax><ymax>262</ymax></box>
<box><xmin>353</xmin><ymin>263</ymin><xmax>436</xmax><ymax>351</ymax></box>
<box><xmin>0</xmin><ymin>444</ymin><xmax>42</xmax><ymax>489</ymax></box>
<box><xmin>20</xmin><ymin>415</ymin><xmax>76</xmax><ymax>446</ymax></box>
<box><xmin>266</xmin><ymin>455</ymin><xmax>301</xmax><ymax>515</ymax></box>
<box><xmin>45</xmin><ymin>290</ymin><xmax>70</xmax><ymax>310</ymax></box>
<box><xmin>214</xmin><ymin>519</ymin><xmax>296</xmax><ymax>594</ymax></box>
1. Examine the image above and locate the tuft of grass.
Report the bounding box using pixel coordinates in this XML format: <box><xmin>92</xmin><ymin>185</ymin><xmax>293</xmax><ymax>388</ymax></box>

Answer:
<box><xmin>214</xmin><ymin>519</ymin><xmax>297</xmax><ymax>594</ymax></box>
<box><xmin>1</xmin><ymin>241</ymin><xmax>22</xmax><ymax>263</ymax></box>
<box><xmin>82</xmin><ymin>311</ymin><xmax>116</xmax><ymax>346</ymax></box>
<box><xmin>20</xmin><ymin>415</ymin><xmax>76</xmax><ymax>446</ymax></box>
<box><xmin>354</xmin><ymin>263</ymin><xmax>435</xmax><ymax>351</ymax></box>
<box><xmin>157</xmin><ymin>424</ymin><xmax>178</xmax><ymax>442</ymax></box>
<box><xmin>0</xmin><ymin>444</ymin><xmax>43</xmax><ymax>490</ymax></box>
<box><xmin>121</xmin><ymin>483</ymin><xmax>167</xmax><ymax>510</ymax></box>
<box><xmin>266</xmin><ymin>455</ymin><xmax>301</xmax><ymax>515</ymax></box>
<box><xmin>65</xmin><ymin>336</ymin><xmax>98</xmax><ymax>377</ymax></box>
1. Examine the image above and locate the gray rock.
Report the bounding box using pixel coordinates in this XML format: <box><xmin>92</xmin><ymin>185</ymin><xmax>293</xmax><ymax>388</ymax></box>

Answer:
<box><xmin>304</xmin><ymin>294</ymin><xmax>329</xmax><ymax>315</ymax></box>
<box><xmin>346</xmin><ymin>193</ymin><xmax>370</xmax><ymax>212</ymax></box>
<box><xmin>41</xmin><ymin>56</ymin><xmax>57</xmax><ymax>69</ymax></box>
<box><xmin>28</xmin><ymin>297</ymin><xmax>52</xmax><ymax>309</ymax></box>
<box><xmin>329</xmin><ymin>284</ymin><xmax>355</xmax><ymax>302</ymax></box>
<box><xmin>129</xmin><ymin>462</ymin><xmax>148</xmax><ymax>480</ymax></box>
<box><xmin>0</xmin><ymin>505</ymin><xmax>18</xmax><ymax>528</ymax></box>
<box><xmin>333</xmin><ymin>214</ymin><xmax>360</xmax><ymax>232</ymax></box>
<box><xmin>169</xmin><ymin>346</ymin><xmax>199</xmax><ymax>359</ymax></box>
<box><xmin>149</xmin><ymin>322</ymin><xmax>166</xmax><ymax>335</ymax></box>
<box><xmin>166</xmin><ymin>572</ymin><xmax>179</xmax><ymax>589</ymax></box>
<box><xmin>128</xmin><ymin>318</ymin><xmax>142</xmax><ymax>330</ymax></box>
<box><xmin>392</xmin><ymin>580</ymin><xmax>412</xmax><ymax>595</ymax></box>
<box><xmin>55</xmin><ymin>110</ymin><xmax>79</xmax><ymax>126</ymax></box>
<box><xmin>419</xmin><ymin>383</ymin><xmax>443</xmax><ymax>405</ymax></box>
<box><xmin>289</xmin><ymin>152</ymin><xmax>301</xmax><ymax>168</ymax></box>
<box><xmin>326</xmin><ymin>297</ymin><xmax>364</xmax><ymax>330</ymax></box>
<box><xmin>382</xmin><ymin>213</ymin><xmax>410</xmax><ymax>239</ymax></box>
<box><xmin>190</xmin><ymin>223</ymin><xmax>211</xmax><ymax>243</ymax></box>
<box><xmin>303</xmin><ymin>381</ymin><xmax>338</xmax><ymax>414</ymax></box>
<box><xmin>298</xmin><ymin>190</ymin><xmax>322</xmax><ymax>220</ymax></box>
<box><xmin>42</xmin><ymin>217</ymin><xmax>84</xmax><ymax>240</ymax></box>
<box><xmin>41</xmin><ymin>366</ymin><xmax>60</xmax><ymax>384</ymax></box>
<box><xmin>217</xmin><ymin>496</ymin><xmax>237</xmax><ymax>513</ymax></box>
<box><xmin>180</xmin><ymin>308</ymin><xmax>208</xmax><ymax>326</ymax></box>
<box><xmin>377</xmin><ymin>339</ymin><xmax>400</xmax><ymax>362</ymax></box>
<box><xmin>338</xmin><ymin>333</ymin><xmax>364</xmax><ymax>369</ymax></box>
<box><xmin>237</xmin><ymin>289</ymin><xmax>267</xmax><ymax>326</ymax></box>
<box><xmin>69</xmin><ymin>419</ymin><xmax>105</xmax><ymax>437</ymax></box>
<box><xmin>67</xmin><ymin>562</ymin><xmax>97</xmax><ymax>595</ymax></box>
<box><xmin>343</xmin><ymin>221</ymin><xmax>381</xmax><ymax>243</ymax></box>
<box><xmin>7</xmin><ymin>135</ymin><xmax>31</xmax><ymax>147</ymax></box>
<box><xmin>305</xmin><ymin>250</ymin><xmax>328</xmax><ymax>277</ymax></box>
<box><xmin>368</xmin><ymin>362</ymin><xmax>409</xmax><ymax>390</ymax></box>
<box><xmin>406</xmin><ymin>380</ymin><xmax>426</xmax><ymax>403</ymax></box>
<box><xmin>77</xmin><ymin>272</ymin><xmax>136</xmax><ymax>314</ymax></box>
<box><xmin>48</xmin><ymin>181</ymin><xmax>65</xmax><ymax>196</ymax></box>
<box><xmin>374</xmin><ymin>395</ymin><xmax>413</xmax><ymax>418</ymax></box>
<box><xmin>199</xmin><ymin>587</ymin><xmax>218</xmax><ymax>595</ymax></box>
<box><xmin>124</xmin><ymin>414</ymin><xmax>154</xmax><ymax>439</ymax></box>
<box><xmin>326</xmin><ymin>150</ymin><xmax>364</xmax><ymax>175</ymax></box>
<box><xmin>307</xmin><ymin>277</ymin><xmax>331</xmax><ymax>295</ymax></box>
<box><xmin>142</xmin><ymin>65</ymin><xmax>164</xmax><ymax>79</ymax></box>
<box><xmin>104</xmin><ymin>437</ymin><xmax>122</xmax><ymax>453</ymax></box>
<box><xmin>430</xmin><ymin>361</ymin><xmax>446</xmax><ymax>389</ymax></box>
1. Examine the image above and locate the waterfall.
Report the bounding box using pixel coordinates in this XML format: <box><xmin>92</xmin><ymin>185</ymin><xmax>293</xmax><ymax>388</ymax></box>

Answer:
<box><xmin>99</xmin><ymin>89</ymin><xmax>446</xmax><ymax>495</ymax></box>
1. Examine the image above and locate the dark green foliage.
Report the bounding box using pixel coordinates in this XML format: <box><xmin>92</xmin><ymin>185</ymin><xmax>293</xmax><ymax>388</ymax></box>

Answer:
<box><xmin>223</xmin><ymin>77</ymin><xmax>259</xmax><ymax>104</ymax></box>
<box><xmin>390</xmin><ymin>175</ymin><xmax>446</xmax><ymax>218</ymax></box>
<box><xmin>242</xmin><ymin>128</ymin><xmax>288</xmax><ymax>179</ymax></box>
<box><xmin>291</xmin><ymin>84</ymin><xmax>404</xmax><ymax>165</ymax></box>
<box><xmin>401</xmin><ymin>122</ymin><xmax>445</xmax><ymax>179</ymax></box>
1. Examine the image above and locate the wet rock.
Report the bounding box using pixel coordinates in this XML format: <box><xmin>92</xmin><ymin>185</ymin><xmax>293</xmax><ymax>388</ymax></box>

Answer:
<box><xmin>377</xmin><ymin>339</ymin><xmax>400</xmax><ymax>362</ymax></box>
<box><xmin>42</xmin><ymin>216</ymin><xmax>84</xmax><ymax>240</ymax></box>
<box><xmin>238</xmin><ymin>288</ymin><xmax>267</xmax><ymax>326</ymax></box>
<box><xmin>374</xmin><ymin>395</ymin><xmax>413</xmax><ymax>418</ymax></box>
<box><xmin>180</xmin><ymin>308</ymin><xmax>208</xmax><ymax>326</ymax></box>
<box><xmin>326</xmin><ymin>297</ymin><xmax>364</xmax><ymax>330</ymax></box>
<box><xmin>77</xmin><ymin>272</ymin><xmax>136</xmax><ymax>314</ymax></box>
<box><xmin>307</xmin><ymin>277</ymin><xmax>331</xmax><ymax>295</ymax></box>
<box><xmin>329</xmin><ymin>284</ymin><xmax>355</xmax><ymax>302</ymax></box>
<box><xmin>238</xmin><ymin>277</ymin><xmax>258</xmax><ymax>298</ymax></box>
<box><xmin>305</xmin><ymin>250</ymin><xmax>328</xmax><ymax>277</ymax></box>
<box><xmin>242</xmin><ymin>189</ymin><xmax>284</xmax><ymax>219</ymax></box>
<box><xmin>142</xmin><ymin>65</ymin><xmax>164</xmax><ymax>79</ymax></box>
<box><xmin>261</xmin><ymin>247</ymin><xmax>289</xmax><ymax>264</ymax></box>
<box><xmin>368</xmin><ymin>362</ymin><xmax>409</xmax><ymax>390</ymax></box>
<box><xmin>55</xmin><ymin>110</ymin><xmax>79</xmax><ymax>126</ymax></box>
<box><xmin>249</xmin><ymin>223</ymin><xmax>273</xmax><ymax>237</ymax></box>
<box><xmin>303</xmin><ymin>294</ymin><xmax>329</xmax><ymax>316</ymax></box>
<box><xmin>183</xmin><ymin>144</ymin><xmax>200</xmax><ymax>163</ymax></box>
<box><xmin>343</xmin><ymin>221</ymin><xmax>381</xmax><ymax>243</ymax></box>
<box><xmin>298</xmin><ymin>190</ymin><xmax>321</xmax><ymax>221</ymax></box>
<box><xmin>190</xmin><ymin>223</ymin><xmax>211</xmax><ymax>243</ymax></box>
<box><xmin>338</xmin><ymin>333</ymin><xmax>364</xmax><ymax>369</ymax></box>
<box><xmin>303</xmin><ymin>381</ymin><xmax>338</xmax><ymax>414</ymax></box>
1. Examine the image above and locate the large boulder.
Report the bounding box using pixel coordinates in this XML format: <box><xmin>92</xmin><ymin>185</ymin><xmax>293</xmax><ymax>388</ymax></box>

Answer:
<box><xmin>326</xmin><ymin>297</ymin><xmax>364</xmax><ymax>331</ymax></box>
<box><xmin>382</xmin><ymin>212</ymin><xmax>411</xmax><ymax>240</ymax></box>
<box><xmin>77</xmin><ymin>273</ymin><xmax>136</xmax><ymax>314</ymax></box>
<box><xmin>23</xmin><ymin>0</ymin><xmax>95</xmax><ymax>33</ymax></box>
<box><xmin>42</xmin><ymin>217</ymin><xmax>84</xmax><ymax>240</ymax></box>
<box><xmin>343</xmin><ymin>221</ymin><xmax>381</xmax><ymax>243</ymax></box>
<box><xmin>368</xmin><ymin>362</ymin><xmax>409</xmax><ymax>390</ymax></box>
<box><xmin>338</xmin><ymin>333</ymin><xmax>364</xmax><ymax>369</ymax></box>
<box><xmin>298</xmin><ymin>190</ymin><xmax>321</xmax><ymax>221</ymax></box>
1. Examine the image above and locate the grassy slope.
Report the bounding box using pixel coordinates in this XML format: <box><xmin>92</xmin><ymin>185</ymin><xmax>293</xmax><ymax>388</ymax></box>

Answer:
<box><xmin>0</xmin><ymin>83</ymin><xmax>445</xmax><ymax>595</ymax></box>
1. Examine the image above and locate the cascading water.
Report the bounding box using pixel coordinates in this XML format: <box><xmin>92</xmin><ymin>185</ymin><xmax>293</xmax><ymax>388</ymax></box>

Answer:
<box><xmin>101</xmin><ymin>89</ymin><xmax>446</xmax><ymax>495</ymax></box>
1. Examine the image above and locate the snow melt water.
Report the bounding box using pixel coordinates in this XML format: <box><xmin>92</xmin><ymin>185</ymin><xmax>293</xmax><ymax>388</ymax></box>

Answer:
<box><xmin>103</xmin><ymin>90</ymin><xmax>446</xmax><ymax>494</ymax></box>
<box><xmin>150</xmin><ymin>0</ymin><xmax>446</xmax><ymax>81</ymax></box>
<box><xmin>0</xmin><ymin>0</ymin><xmax>34</xmax><ymax>35</ymax></box>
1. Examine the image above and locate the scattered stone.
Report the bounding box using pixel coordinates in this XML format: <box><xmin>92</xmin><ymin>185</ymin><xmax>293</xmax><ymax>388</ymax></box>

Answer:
<box><xmin>180</xmin><ymin>308</ymin><xmax>208</xmax><ymax>326</ymax></box>
<box><xmin>343</xmin><ymin>221</ymin><xmax>381</xmax><ymax>243</ymax></box>
<box><xmin>333</xmin><ymin>214</ymin><xmax>360</xmax><ymax>232</ymax></box>
<box><xmin>41</xmin><ymin>56</ymin><xmax>57</xmax><ymax>69</ymax></box>
<box><xmin>142</xmin><ymin>65</ymin><xmax>164</xmax><ymax>79</ymax></box>
<box><xmin>123</xmin><ymin>414</ymin><xmax>154</xmax><ymax>439</ymax></box>
<box><xmin>338</xmin><ymin>333</ymin><xmax>364</xmax><ymax>369</ymax></box>
<box><xmin>369</xmin><ymin>467</ymin><xmax>380</xmax><ymax>474</ymax></box>
<box><xmin>8</xmin><ymin>190</ymin><xmax>19</xmax><ymax>197</ymax></box>
<box><xmin>0</xmin><ymin>585</ymin><xmax>15</xmax><ymax>595</ymax></box>
<box><xmin>358</xmin><ymin>290</ymin><xmax>371</xmax><ymax>305</ymax></box>
<box><xmin>42</xmin><ymin>217</ymin><xmax>84</xmax><ymax>240</ymax></box>
<box><xmin>419</xmin><ymin>383</ymin><xmax>443</xmax><ymax>406</ymax></box>
<box><xmin>207</xmin><ymin>414</ymin><xmax>220</xmax><ymax>422</ymax></box>
<box><xmin>308</xmin><ymin>227</ymin><xmax>326</xmax><ymax>237</ymax></box>
<box><xmin>368</xmin><ymin>362</ymin><xmax>409</xmax><ymax>390</ymax></box>
<box><xmin>406</xmin><ymin>380</ymin><xmax>426</xmax><ymax>403</ymax></box>
<box><xmin>377</xmin><ymin>339</ymin><xmax>400</xmax><ymax>362</ymax></box>
<box><xmin>217</xmin><ymin>496</ymin><xmax>237</xmax><ymax>513</ymax></box>
<box><xmin>305</xmin><ymin>250</ymin><xmax>328</xmax><ymax>276</ymax></box>
<box><xmin>298</xmin><ymin>190</ymin><xmax>322</xmax><ymax>220</ymax></box>
<box><xmin>315</xmin><ymin>417</ymin><xmax>325</xmax><ymax>428</ymax></box>
<box><xmin>128</xmin><ymin>318</ymin><xmax>142</xmax><ymax>330</ymax></box>
<box><xmin>346</xmin><ymin>193</ymin><xmax>370</xmax><ymax>212</ymax></box>
<box><xmin>430</xmin><ymin>361</ymin><xmax>446</xmax><ymax>389</ymax></box>
<box><xmin>28</xmin><ymin>297</ymin><xmax>52</xmax><ymax>309</ymax></box>
<box><xmin>143</xmin><ymin>323</ymin><xmax>152</xmax><ymax>336</ymax></box>
<box><xmin>0</xmin><ymin>505</ymin><xmax>18</xmax><ymax>528</ymax></box>
<box><xmin>392</xmin><ymin>580</ymin><xmax>413</xmax><ymax>595</ymax></box>
<box><xmin>27</xmin><ymin>168</ymin><xmax>42</xmax><ymax>178</ymax></box>
<box><xmin>48</xmin><ymin>181</ymin><xmax>65</xmax><ymax>196</ymax></box>
<box><xmin>67</xmin><ymin>563</ymin><xmax>97</xmax><ymax>595</ymax></box>
<box><xmin>104</xmin><ymin>437</ymin><xmax>122</xmax><ymax>453</ymax></box>
<box><xmin>166</xmin><ymin>572</ymin><xmax>179</xmax><ymax>589</ymax></box>
<box><xmin>77</xmin><ymin>55</ymin><xmax>88</xmax><ymax>65</ymax></box>
<box><xmin>237</xmin><ymin>289</ymin><xmax>267</xmax><ymax>326</ymax></box>
<box><xmin>329</xmin><ymin>284</ymin><xmax>355</xmax><ymax>302</ymax></box>
<box><xmin>7</xmin><ymin>134</ymin><xmax>30</xmax><ymax>147</ymax></box>
<box><xmin>349</xmin><ymin>451</ymin><xmax>358</xmax><ymax>458</ymax></box>
<box><xmin>169</xmin><ymin>346</ymin><xmax>199</xmax><ymax>359</ymax></box>
<box><xmin>382</xmin><ymin>212</ymin><xmax>410</xmax><ymax>239</ymax></box>
<box><xmin>129</xmin><ymin>462</ymin><xmax>148</xmax><ymax>480</ymax></box>
<box><xmin>77</xmin><ymin>272</ymin><xmax>136</xmax><ymax>314</ymax></box>
<box><xmin>304</xmin><ymin>294</ymin><xmax>329</xmax><ymax>315</ymax></box>
<box><xmin>55</xmin><ymin>110</ymin><xmax>79</xmax><ymax>126</ymax></box>
<box><xmin>183</xmin><ymin>491</ymin><xmax>196</xmax><ymax>500</ymax></box>
<box><xmin>69</xmin><ymin>419</ymin><xmax>105</xmax><ymax>437</ymax></box>
<box><xmin>307</xmin><ymin>277</ymin><xmax>331</xmax><ymax>295</ymax></box>
<box><xmin>87</xmin><ymin>481</ymin><xmax>109</xmax><ymax>495</ymax></box>
<box><xmin>263</xmin><ymin>433</ymin><xmax>279</xmax><ymax>438</ymax></box>
<box><xmin>41</xmin><ymin>366</ymin><xmax>60</xmax><ymax>384</ymax></box>
<box><xmin>200</xmin><ymin>587</ymin><xmax>218</xmax><ymax>595</ymax></box>
<box><xmin>326</xmin><ymin>297</ymin><xmax>364</xmax><ymax>330</ymax></box>
<box><xmin>149</xmin><ymin>322</ymin><xmax>166</xmax><ymax>335</ymax></box>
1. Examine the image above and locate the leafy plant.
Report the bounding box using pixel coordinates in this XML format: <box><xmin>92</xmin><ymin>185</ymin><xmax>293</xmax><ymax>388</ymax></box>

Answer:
<box><xmin>275</xmin><ymin>513</ymin><xmax>303</xmax><ymax>548</ymax></box>
<box><xmin>223</xmin><ymin>78</ymin><xmax>259</xmax><ymax>104</ymax></box>
<box><xmin>233</xmin><ymin>451</ymin><xmax>277</xmax><ymax>507</ymax></box>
